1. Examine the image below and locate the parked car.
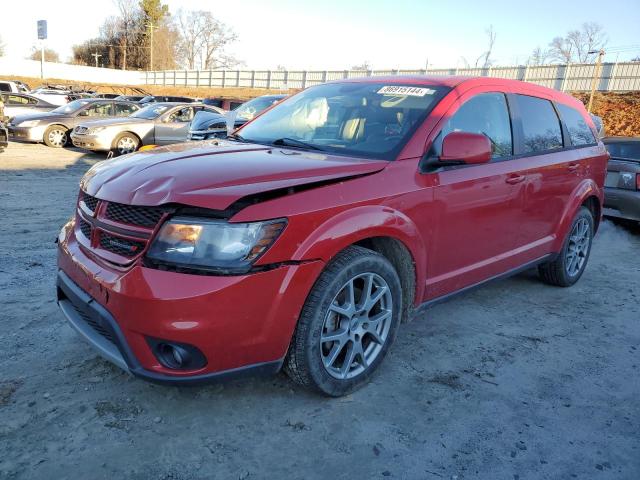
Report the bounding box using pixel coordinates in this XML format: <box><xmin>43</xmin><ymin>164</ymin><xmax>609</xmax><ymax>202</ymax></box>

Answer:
<box><xmin>56</xmin><ymin>76</ymin><xmax>606</xmax><ymax>396</ymax></box>
<box><xmin>29</xmin><ymin>88</ymin><xmax>72</xmax><ymax>106</ymax></box>
<box><xmin>114</xmin><ymin>95</ymin><xmax>146</xmax><ymax>102</ymax></box>
<box><xmin>1</xmin><ymin>93</ymin><xmax>57</xmax><ymax>119</ymax></box>
<box><xmin>139</xmin><ymin>95</ymin><xmax>197</xmax><ymax>105</ymax></box>
<box><xmin>0</xmin><ymin>80</ymin><xmax>30</xmax><ymax>93</ymax></box>
<box><xmin>0</xmin><ymin>99</ymin><xmax>7</xmax><ymax>152</ymax></box>
<box><xmin>603</xmin><ymin>136</ymin><xmax>640</xmax><ymax>223</ymax></box>
<box><xmin>8</xmin><ymin>98</ymin><xmax>140</xmax><ymax>148</ymax></box>
<box><xmin>92</xmin><ymin>93</ymin><xmax>121</xmax><ymax>99</ymax></box>
<box><xmin>188</xmin><ymin>94</ymin><xmax>286</xmax><ymax>141</ymax></box>
<box><xmin>71</xmin><ymin>102</ymin><xmax>224</xmax><ymax>155</ymax></box>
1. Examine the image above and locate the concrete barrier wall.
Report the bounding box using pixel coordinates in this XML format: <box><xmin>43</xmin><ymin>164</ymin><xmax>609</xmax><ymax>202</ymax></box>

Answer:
<box><xmin>0</xmin><ymin>58</ymin><xmax>143</xmax><ymax>85</ymax></box>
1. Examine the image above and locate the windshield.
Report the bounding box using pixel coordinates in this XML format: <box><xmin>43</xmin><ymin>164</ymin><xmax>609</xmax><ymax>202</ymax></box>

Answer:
<box><xmin>606</xmin><ymin>142</ymin><xmax>640</xmax><ymax>160</ymax></box>
<box><xmin>237</xmin><ymin>83</ymin><xmax>447</xmax><ymax>160</ymax></box>
<box><xmin>51</xmin><ymin>100</ymin><xmax>91</xmax><ymax>115</ymax></box>
<box><xmin>235</xmin><ymin>96</ymin><xmax>282</xmax><ymax>120</ymax></box>
<box><xmin>131</xmin><ymin>104</ymin><xmax>171</xmax><ymax>119</ymax></box>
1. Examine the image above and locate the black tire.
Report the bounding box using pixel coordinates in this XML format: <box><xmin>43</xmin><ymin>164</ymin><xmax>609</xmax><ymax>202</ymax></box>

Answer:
<box><xmin>111</xmin><ymin>132</ymin><xmax>140</xmax><ymax>156</ymax></box>
<box><xmin>284</xmin><ymin>245</ymin><xmax>402</xmax><ymax>396</ymax></box>
<box><xmin>538</xmin><ymin>206</ymin><xmax>594</xmax><ymax>287</ymax></box>
<box><xmin>43</xmin><ymin>125</ymin><xmax>69</xmax><ymax>148</ymax></box>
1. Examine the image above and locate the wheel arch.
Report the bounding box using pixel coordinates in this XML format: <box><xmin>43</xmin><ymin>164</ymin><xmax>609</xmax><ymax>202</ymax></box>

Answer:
<box><xmin>554</xmin><ymin>179</ymin><xmax>603</xmax><ymax>250</ymax></box>
<box><xmin>111</xmin><ymin>131</ymin><xmax>143</xmax><ymax>150</ymax></box>
<box><xmin>291</xmin><ymin>205</ymin><xmax>426</xmax><ymax>318</ymax></box>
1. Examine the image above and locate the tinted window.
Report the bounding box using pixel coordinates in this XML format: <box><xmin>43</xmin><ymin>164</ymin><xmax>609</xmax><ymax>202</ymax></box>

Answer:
<box><xmin>437</xmin><ymin>93</ymin><xmax>513</xmax><ymax>159</ymax></box>
<box><xmin>0</xmin><ymin>83</ymin><xmax>11</xmax><ymax>92</ymax></box>
<box><xmin>556</xmin><ymin>103</ymin><xmax>596</xmax><ymax>146</ymax></box>
<box><xmin>515</xmin><ymin>95</ymin><xmax>563</xmax><ymax>153</ymax></box>
<box><xmin>6</xmin><ymin>95</ymin><xmax>29</xmax><ymax>105</ymax></box>
<box><xmin>114</xmin><ymin>103</ymin><xmax>138</xmax><ymax>116</ymax></box>
<box><xmin>605</xmin><ymin>142</ymin><xmax>640</xmax><ymax>160</ymax></box>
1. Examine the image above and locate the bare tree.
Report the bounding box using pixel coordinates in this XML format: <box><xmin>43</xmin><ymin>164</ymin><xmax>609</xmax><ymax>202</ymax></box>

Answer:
<box><xmin>351</xmin><ymin>61</ymin><xmax>372</xmax><ymax>70</ymax></box>
<box><xmin>28</xmin><ymin>47</ymin><xmax>60</xmax><ymax>62</ymax></box>
<box><xmin>528</xmin><ymin>46</ymin><xmax>552</xmax><ymax>66</ymax></box>
<box><xmin>548</xmin><ymin>22</ymin><xmax>607</xmax><ymax>63</ymax></box>
<box><xmin>114</xmin><ymin>0</ymin><xmax>141</xmax><ymax>70</ymax></box>
<box><xmin>475</xmin><ymin>25</ymin><xmax>496</xmax><ymax>68</ymax></box>
<box><xmin>175</xmin><ymin>10</ymin><xmax>238</xmax><ymax>70</ymax></box>
<box><xmin>0</xmin><ymin>35</ymin><xmax>5</xmax><ymax>57</ymax></box>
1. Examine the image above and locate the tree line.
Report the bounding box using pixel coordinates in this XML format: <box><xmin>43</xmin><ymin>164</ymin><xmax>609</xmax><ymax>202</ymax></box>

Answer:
<box><xmin>71</xmin><ymin>0</ymin><xmax>239</xmax><ymax>71</ymax></box>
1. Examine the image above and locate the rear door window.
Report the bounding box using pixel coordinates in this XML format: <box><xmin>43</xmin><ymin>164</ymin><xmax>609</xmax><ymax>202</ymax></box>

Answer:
<box><xmin>437</xmin><ymin>92</ymin><xmax>513</xmax><ymax>159</ymax></box>
<box><xmin>514</xmin><ymin>95</ymin><xmax>563</xmax><ymax>153</ymax></box>
<box><xmin>556</xmin><ymin>103</ymin><xmax>596</xmax><ymax>146</ymax></box>
<box><xmin>114</xmin><ymin>103</ymin><xmax>138</xmax><ymax>116</ymax></box>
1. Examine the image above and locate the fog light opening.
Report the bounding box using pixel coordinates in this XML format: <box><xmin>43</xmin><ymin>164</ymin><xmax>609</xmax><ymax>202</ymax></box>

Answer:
<box><xmin>147</xmin><ymin>338</ymin><xmax>207</xmax><ymax>371</ymax></box>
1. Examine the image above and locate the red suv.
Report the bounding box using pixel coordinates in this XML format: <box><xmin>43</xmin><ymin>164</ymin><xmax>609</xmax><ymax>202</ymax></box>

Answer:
<box><xmin>56</xmin><ymin>76</ymin><xmax>607</xmax><ymax>396</ymax></box>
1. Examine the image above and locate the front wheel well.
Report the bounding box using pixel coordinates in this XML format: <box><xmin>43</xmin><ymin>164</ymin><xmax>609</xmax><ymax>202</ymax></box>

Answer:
<box><xmin>354</xmin><ymin>236</ymin><xmax>416</xmax><ymax>323</ymax></box>
<box><xmin>582</xmin><ymin>195</ymin><xmax>601</xmax><ymax>232</ymax></box>
<box><xmin>111</xmin><ymin>131</ymin><xmax>142</xmax><ymax>149</ymax></box>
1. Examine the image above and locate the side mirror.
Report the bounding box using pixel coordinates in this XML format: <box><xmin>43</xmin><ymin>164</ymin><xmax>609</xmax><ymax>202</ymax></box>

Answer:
<box><xmin>440</xmin><ymin>131</ymin><xmax>492</xmax><ymax>165</ymax></box>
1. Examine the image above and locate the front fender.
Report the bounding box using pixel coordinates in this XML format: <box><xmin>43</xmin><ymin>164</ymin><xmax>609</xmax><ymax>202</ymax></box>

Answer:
<box><xmin>291</xmin><ymin>205</ymin><xmax>426</xmax><ymax>293</ymax></box>
<box><xmin>553</xmin><ymin>178</ymin><xmax>603</xmax><ymax>250</ymax></box>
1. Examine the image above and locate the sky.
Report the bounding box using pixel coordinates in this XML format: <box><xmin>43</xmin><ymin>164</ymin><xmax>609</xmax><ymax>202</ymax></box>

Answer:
<box><xmin>0</xmin><ymin>0</ymin><xmax>638</xmax><ymax>69</ymax></box>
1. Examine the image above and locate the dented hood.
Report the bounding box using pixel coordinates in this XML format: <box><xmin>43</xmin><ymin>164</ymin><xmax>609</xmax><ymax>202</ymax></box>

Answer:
<box><xmin>81</xmin><ymin>140</ymin><xmax>387</xmax><ymax>211</ymax></box>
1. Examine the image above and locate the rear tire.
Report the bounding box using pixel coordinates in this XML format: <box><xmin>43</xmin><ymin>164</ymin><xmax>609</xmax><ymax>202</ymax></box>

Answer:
<box><xmin>111</xmin><ymin>132</ymin><xmax>140</xmax><ymax>156</ymax></box>
<box><xmin>284</xmin><ymin>246</ymin><xmax>402</xmax><ymax>396</ymax></box>
<box><xmin>43</xmin><ymin>125</ymin><xmax>69</xmax><ymax>148</ymax></box>
<box><xmin>538</xmin><ymin>206</ymin><xmax>594</xmax><ymax>287</ymax></box>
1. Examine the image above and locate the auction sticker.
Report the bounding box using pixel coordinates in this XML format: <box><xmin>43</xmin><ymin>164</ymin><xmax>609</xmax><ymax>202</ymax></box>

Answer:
<box><xmin>377</xmin><ymin>86</ymin><xmax>435</xmax><ymax>96</ymax></box>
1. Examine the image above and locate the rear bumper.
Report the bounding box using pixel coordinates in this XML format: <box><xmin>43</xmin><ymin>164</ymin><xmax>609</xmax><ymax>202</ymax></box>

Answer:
<box><xmin>56</xmin><ymin>222</ymin><xmax>324</xmax><ymax>383</ymax></box>
<box><xmin>604</xmin><ymin>187</ymin><xmax>640</xmax><ymax>222</ymax></box>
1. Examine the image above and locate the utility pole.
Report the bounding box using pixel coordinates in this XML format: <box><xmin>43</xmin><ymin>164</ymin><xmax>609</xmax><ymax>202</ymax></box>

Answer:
<box><xmin>587</xmin><ymin>49</ymin><xmax>605</xmax><ymax>113</ymax></box>
<box><xmin>91</xmin><ymin>52</ymin><xmax>102</xmax><ymax>68</ymax></box>
<box><xmin>147</xmin><ymin>21</ymin><xmax>155</xmax><ymax>71</ymax></box>
<box><xmin>40</xmin><ymin>43</ymin><xmax>44</xmax><ymax>79</ymax></box>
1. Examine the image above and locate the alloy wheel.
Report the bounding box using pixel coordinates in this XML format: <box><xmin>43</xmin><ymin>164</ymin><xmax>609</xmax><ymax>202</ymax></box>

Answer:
<box><xmin>320</xmin><ymin>272</ymin><xmax>393</xmax><ymax>380</ymax></box>
<box><xmin>565</xmin><ymin>217</ymin><xmax>590</xmax><ymax>276</ymax></box>
<box><xmin>48</xmin><ymin>129</ymin><xmax>67</xmax><ymax>147</ymax></box>
<box><xmin>117</xmin><ymin>136</ymin><xmax>137</xmax><ymax>155</ymax></box>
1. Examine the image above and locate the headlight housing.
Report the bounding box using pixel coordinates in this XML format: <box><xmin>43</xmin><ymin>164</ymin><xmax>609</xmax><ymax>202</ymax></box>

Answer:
<box><xmin>146</xmin><ymin>217</ymin><xmax>286</xmax><ymax>273</ymax></box>
<box><xmin>18</xmin><ymin>120</ymin><xmax>39</xmax><ymax>127</ymax></box>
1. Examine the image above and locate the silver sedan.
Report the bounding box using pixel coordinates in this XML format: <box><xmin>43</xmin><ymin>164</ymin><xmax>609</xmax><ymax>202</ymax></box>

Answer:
<box><xmin>70</xmin><ymin>103</ymin><xmax>225</xmax><ymax>155</ymax></box>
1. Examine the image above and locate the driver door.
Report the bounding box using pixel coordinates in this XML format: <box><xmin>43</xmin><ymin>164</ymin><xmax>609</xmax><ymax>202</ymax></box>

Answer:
<box><xmin>154</xmin><ymin>106</ymin><xmax>194</xmax><ymax>144</ymax></box>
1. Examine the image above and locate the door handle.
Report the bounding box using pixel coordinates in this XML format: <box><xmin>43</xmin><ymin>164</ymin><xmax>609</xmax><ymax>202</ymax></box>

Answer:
<box><xmin>505</xmin><ymin>174</ymin><xmax>526</xmax><ymax>185</ymax></box>
<box><xmin>567</xmin><ymin>163</ymin><xmax>580</xmax><ymax>171</ymax></box>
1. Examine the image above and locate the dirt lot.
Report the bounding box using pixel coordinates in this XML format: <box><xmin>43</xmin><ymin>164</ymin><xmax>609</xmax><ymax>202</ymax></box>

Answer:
<box><xmin>0</xmin><ymin>142</ymin><xmax>639</xmax><ymax>480</ymax></box>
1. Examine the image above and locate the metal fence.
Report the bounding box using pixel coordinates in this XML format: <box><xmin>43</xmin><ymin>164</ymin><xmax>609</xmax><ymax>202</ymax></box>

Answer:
<box><xmin>143</xmin><ymin>62</ymin><xmax>640</xmax><ymax>92</ymax></box>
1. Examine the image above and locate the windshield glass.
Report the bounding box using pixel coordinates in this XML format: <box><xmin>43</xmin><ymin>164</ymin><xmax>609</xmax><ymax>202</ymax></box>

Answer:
<box><xmin>606</xmin><ymin>142</ymin><xmax>640</xmax><ymax>160</ymax></box>
<box><xmin>131</xmin><ymin>104</ymin><xmax>171</xmax><ymax>119</ymax></box>
<box><xmin>238</xmin><ymin>83</ymin><xmax>447</xmax><ymax>160</ymax></box>
<box><xmin>51</xmin><ymin>100</ymin><xmax>91</xmax><ymax>115</ymax></box>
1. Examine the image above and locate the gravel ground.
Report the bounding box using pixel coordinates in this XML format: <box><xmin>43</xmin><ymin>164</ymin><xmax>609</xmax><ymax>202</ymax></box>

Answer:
<box><xmin>1</xmin><ymin>141</ymin><xmax>639</xmax><ymax>480</ymax></box>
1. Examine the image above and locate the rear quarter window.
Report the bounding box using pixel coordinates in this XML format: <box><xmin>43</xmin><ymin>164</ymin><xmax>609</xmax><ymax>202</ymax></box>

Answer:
<box><xmin>514</xmin><ymin>95</ymin><xmax>563</xmax><ymax>153</ymax></box>
<box><xmin>556</xmin><ymin>103</ymin><xmax>596</xmax><ymax>146</ymax></box>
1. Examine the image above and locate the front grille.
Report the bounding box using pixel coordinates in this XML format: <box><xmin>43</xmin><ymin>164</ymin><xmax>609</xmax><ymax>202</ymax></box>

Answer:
<box><xmin>99</xmin><ymin>232</ymin><xmax>146</xmax><ymax>258</ymax></box>
<box><xmin>80</xmin><ymin>191</ymin><xmax>99</xmax><ymax>213</ymax></box>
<box><xmin>105</xmin><ymin>202</ymin><xmax>164</xmax><ymax>228</ymax></box>
<box><xmin>69</xmin><ymin>300</ymin><xmax>115</xmax><ymax>344</ymax></box>
<box><xmin>78</xmin><ymin>218</ymin><xmax>92</xmax><ymax>239</ymax></box>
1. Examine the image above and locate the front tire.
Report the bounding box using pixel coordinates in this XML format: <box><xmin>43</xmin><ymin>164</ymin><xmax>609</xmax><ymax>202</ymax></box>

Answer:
<box><xmin>538</xmin><ymin>206</ymin><xmax>594</xmax><ymax>287</ymax></box>
<box><xmin>43</xmin><ymin>125</ymin><xmax>69</xmax><ymax>148</ymax></box>
<box><xmin>285</xmin><ymin>246</ymin><xmax>402</xmax><ymax>396</ymax></box>
<box><xmin>112</xmin><ymin>133</ymin><xmax>140</xmax><ymax>156</ymax></box>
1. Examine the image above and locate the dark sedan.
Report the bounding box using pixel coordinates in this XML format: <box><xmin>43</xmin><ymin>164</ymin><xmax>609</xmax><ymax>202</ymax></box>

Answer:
<box><xmin>8</xmin><ymin>98</ymin><xmax>140</xmax><ymax>148</ymax></box>
<box><xmin>603</xmin><ymin>137</ymin><xmax>640</xmax><ymax>223</ymax></box>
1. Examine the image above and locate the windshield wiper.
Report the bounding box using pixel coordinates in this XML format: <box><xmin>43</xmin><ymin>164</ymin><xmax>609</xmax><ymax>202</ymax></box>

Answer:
<box><xmin>271</xmin><ymin>137</ymin><xmax>324</xmax><ymax>151</ymax></box>
<box><xmin>227</xmin><ymin>133</ymin><xmax>248</xmax><ymax>142</ymax></box>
